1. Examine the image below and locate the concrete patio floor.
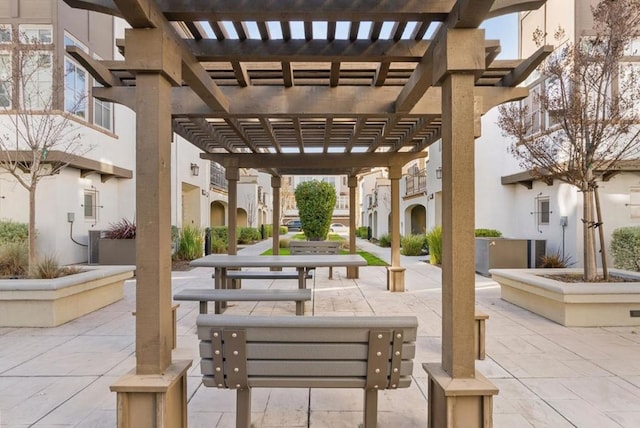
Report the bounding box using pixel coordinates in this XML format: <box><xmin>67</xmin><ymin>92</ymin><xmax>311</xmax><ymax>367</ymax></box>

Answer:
<box><xmin>1</xmin><ymin>237</ymin><xmax>640</xmax><ymax>427</ymax></box>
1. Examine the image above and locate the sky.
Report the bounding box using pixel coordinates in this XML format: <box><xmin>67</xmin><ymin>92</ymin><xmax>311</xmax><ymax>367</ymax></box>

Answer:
<box><xmin>205</xmin><ymin>13</ymin><xmax>521</xmax><ymax>59</ymax></box>
<box><xmin>481</xmin><ymin>13</ymin><xmax>519</xmax><ymax>59</ymax></box>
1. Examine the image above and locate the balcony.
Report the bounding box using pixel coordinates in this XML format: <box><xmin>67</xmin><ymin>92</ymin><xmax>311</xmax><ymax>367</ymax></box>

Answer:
<box><xmin>405</xmin><ymin>169</ymin><xmax>426</xmax><ymax>197</ymax></box>
<box><xmin>209</xmin><ymin>162</ymin><xmax>228</xmax><ymax>190</ymax></box>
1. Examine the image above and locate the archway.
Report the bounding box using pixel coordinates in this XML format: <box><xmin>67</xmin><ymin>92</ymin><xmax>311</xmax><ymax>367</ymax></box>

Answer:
<box><xmin>210</xmin><ymin>200</ymin><xmax>226</xmax><ymax>226</ymax></box>
<box><xmin>407</xmin><ymin>204</ymin><xmax>426</xmax><ymax>235</ymax></box>
<box><xmin>236</xmin><ymin>208</ymin><xmax>248</xmax><ymax>227</ymax></box>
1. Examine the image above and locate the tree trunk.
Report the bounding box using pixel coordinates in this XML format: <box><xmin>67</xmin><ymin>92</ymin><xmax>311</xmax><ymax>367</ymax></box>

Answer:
<box><xmin>582</xmin><ymin>182</ymin><xmax>597</xmax><ymax>281</ymax></box>
<box><xmin>593</xmin><ymin>183</ymin><xmax>608</xmax><ymax>280</ymax></box>
<box><xmin>28</xmin><ymin>185</ymin><xmax>37</xmax><ymax>273</ymax></box>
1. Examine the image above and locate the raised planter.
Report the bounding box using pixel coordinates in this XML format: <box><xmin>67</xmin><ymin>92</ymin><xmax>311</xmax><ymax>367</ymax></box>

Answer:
<box><xmin>0</xmin><ymin>266</ymin><xmax>134</xmax><ymax>327</ymax></box>
<box><xmin>99</xmin><ymin>238</ymin><xmax>136</xmax><ymax>265</ymax></box>
<box><xmin>491</xmin><ymin>268</ymin><xmax>640</xmax><ymax>327</ymax></box>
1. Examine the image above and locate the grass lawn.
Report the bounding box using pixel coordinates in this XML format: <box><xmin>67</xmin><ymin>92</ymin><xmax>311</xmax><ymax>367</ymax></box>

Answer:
<box><xmin>261</xmin><ymin>247</ymin><xmax>388</xmax><ymax>266</ymax></box>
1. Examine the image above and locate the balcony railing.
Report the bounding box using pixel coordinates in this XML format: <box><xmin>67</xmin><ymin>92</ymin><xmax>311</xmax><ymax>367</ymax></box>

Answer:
<box><xmin>405</xmin><ymin>169</ymin><xmax>426</xmax><ymax>196</ymax></box>
<box><xmin>210</xmin><ymin>162</ymin><xmax>228</xmax><ymax>190</ymax></box>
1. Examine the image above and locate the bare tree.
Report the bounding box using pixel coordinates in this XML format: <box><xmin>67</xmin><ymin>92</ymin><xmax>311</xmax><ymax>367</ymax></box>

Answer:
<box><xmin>0</xmin><ymin>33</ymin><xmax>89</xmax><ymax>271</ymax></box>
<box><xmin>498</xmin><ymin>0</ymin><xmax>640</xmax><ymax>281</ymax></box>
<box><xmin>244</xmin><ymin>194</ymin><xmax>256</xmax><ymax>227</ymax></box>
<box><xmin>279</xmin><ymin>176</ymin><xmax>295</xmax><ymax>224</ymax></box>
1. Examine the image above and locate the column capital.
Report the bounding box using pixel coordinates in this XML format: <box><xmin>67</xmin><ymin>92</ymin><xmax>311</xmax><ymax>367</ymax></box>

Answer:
<box><xmin>388</xmin><ymin>165</ymin><xmax>403</xmax><ymax>180</ymax></box>
<box><xmin>225</xmin><ymin>167</ymin><xmax>239</xmax><ymax>181</ymax></box>
<box><xmin>433</xmin><ymin>28</ymin><xmax>485</xmax><ymax>85</ymax></box>
<box><xmin>271</xmin><ymin>176</ymin><xmax>281</xmax><ymax>188</ymax></box>
<box><xmin>124</xmin><ymin>28</ymin><xmax>182</xmax><ymax>86</ymax></box>
<box><xmin>348</xmin><ymin>175</ymin><xmax>358</xmax><ymax>188</ymax></box>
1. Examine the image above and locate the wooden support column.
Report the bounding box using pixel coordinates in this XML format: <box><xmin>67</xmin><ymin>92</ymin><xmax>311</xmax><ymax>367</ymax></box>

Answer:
<box><xmin>387</xmin><ymin>165</ymin><xmax>405</xmax><ymax>291</ymax></box>
<box><xmin>110</xmin><ymin>28</ymin><xmax>191</xmax><ymax>428</ymax></box>
<box><xmin>226</xmin><ymin>167</ymin><xmax>239</xmax><ymax>255</ymax></box>
<box><xmin>346</xmin><ymin>175</ymin><xmax>359</xmax><ymax>279</ymax></box>
<box><xmin>271</xmin><ymin>176</ymin><xmax>282</xmax><ymax>267</ymax></box>
<box><xmin>423</xmin><ymin>28</ymin><xmax>497</xmax><ymax>428</ymax></box>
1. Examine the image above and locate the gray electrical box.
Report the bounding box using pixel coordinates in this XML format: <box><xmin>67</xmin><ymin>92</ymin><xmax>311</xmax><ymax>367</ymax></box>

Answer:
<box><xmin>88</xmin><ymin>230</ymin><xmax>102</xmax><ymax>264</ymax></box>
<box><xmin>67</xmin><ymin>212</ymin><xmax>75</xmax><ymax>223</ymax></box>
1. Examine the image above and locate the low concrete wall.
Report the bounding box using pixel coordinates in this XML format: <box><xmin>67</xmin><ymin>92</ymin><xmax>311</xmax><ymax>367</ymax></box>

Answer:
<box><xmin>491</xmin><ymin>268</ymin><xmax>640</xmax><ymax>327</ymax></box>
<box><xmin>0</xmin><ymin>266</ymin><xmax>134</xmax><ymax>327</ymax></box>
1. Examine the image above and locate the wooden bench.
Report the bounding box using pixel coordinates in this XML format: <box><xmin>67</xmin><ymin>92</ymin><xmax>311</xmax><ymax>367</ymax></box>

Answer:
<box><xmin>196</xmin><ymin>314</ymin><xmax>418</xmax><ymax>428</ymax></box>
<box><xmin>289</xmin><ymin>240</ymin><xmax>341</xmax><ymax>279</ymax></box>
<box><xmin>174</xmin><ymin>289</ymin><xmax>311</xmax><ymax>315</ymax></box>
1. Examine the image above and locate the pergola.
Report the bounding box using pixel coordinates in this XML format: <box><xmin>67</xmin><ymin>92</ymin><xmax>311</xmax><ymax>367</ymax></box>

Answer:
<box><xmin>65</xmin><ymin>1</ymin><xmax>549</xmax><ymax>426</ymax></box>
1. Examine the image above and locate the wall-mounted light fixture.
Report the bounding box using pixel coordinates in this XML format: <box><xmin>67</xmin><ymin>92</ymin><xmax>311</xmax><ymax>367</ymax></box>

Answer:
<box><xmin>190</xmin><ymin>163</ymin><xmax>200</xmax><ymax>176</ymax></box>
<box><xmin>435</xmin><ymin>167</ymin><xmax>442</xmax><ymax>179</ymax></box>
<box><xmin>201</xmin><ymin>189</ymin><xmax>208</xmax><ymax>196</ymax></box>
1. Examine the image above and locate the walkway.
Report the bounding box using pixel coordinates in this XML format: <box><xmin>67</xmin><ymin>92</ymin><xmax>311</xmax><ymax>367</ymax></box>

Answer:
<box><xmin>1</xmin><ymin>238</ymin><xmax>639</xmax><ymax>427</ymax></box>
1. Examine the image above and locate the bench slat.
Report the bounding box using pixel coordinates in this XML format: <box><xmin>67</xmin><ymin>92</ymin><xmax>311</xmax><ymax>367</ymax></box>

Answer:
<box><xmin>196</xmin><ymin>315</ymin><xmax>418</xmax><ymax>341</ymax></box>
<box><xmin>175</xmin><ymin>289</ymin><xmax>311</xmax><ymax>302</ymax></box>
<box><xmin>202</xmin><ymin>376</ymin><xmax>413</xmax><ymax>389</ymax></box>
<box><xmin>201</xmin><ymin>360</ymin><xmax>414</xmax><ymax>378</ymax></box>
<box><xmin>199</xmin><ymin>342</ymin><xmax>416</xmax><ymax>360</ymax></box>
<box><xmin>226</xmin><ymin>271</ymin><xmax>312</xmax><ymax>280</ymax></box>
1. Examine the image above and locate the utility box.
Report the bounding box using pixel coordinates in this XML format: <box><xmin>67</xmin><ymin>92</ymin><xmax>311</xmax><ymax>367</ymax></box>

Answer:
<box><xmin>475</xmin><ymin>238</ymin><xmax>546</xmax><ymax>277</ymax></box>
<box><xmin>88</xmin><ymin>230</ymin><xmax>102</xmax><ymax>265</ymax></box>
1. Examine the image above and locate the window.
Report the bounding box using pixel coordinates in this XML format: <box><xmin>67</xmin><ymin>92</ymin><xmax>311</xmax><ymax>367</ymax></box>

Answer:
<box><xmin>64</xmin><ymin>33</ymin><xmax>88</xmax><ymax>118</ymax></box>
<box><xmin>94</xmin><ymin>82</ymin><xmax>112</xmax><ymax>130</ymax></box>
<box><xmin>0</xmin><ymin>24</ymin><xmax>11</xmax><ymax>43</ymax></box>
<box><xmin>21</xmin><ymin>51</ymin><xmax>52</xmax><ymax>110</ymax></box>
<box><xmin>65</xmin><ymin>59</ymin><xmax>87</xmax><ymax>118</ymax></box>
<box><xmin>19</xmin><ymin>24</ymin><xmax>52</xmax><ymax>44</ymax></box>
<box><xmin>524</xmin><ymin>84</ymin><xmax>543</xmax><ymax>135</ymax></box>
<box><xmin>83</xmin><ymin>190</ymin><xmax>97</xmax><ymax>221</ymax></box>
<box><xmin>537</xmin><ymin>197</ymin><xmax>550</xmax><ymax>225</ymax></box>
<box><xmin>0</xmin><ymin>52</ymin><xmax>10</xmax><ymax>108</ymax></box>
<box><xmin>619</xmin><ymin>62</ymin><xmax>640</xmax><ymax>118</ymax></box>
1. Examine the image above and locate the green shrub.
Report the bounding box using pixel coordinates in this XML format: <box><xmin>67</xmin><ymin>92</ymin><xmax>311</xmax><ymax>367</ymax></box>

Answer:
<box><xmin>210</xmin><ymin>226</ymin><xmax>228</xmax><ymax>242</ymax></box>
<box><xmin>356</xmin><ymin>226</ymin><xmax>368</xmax><ymax>238</ymax></box>
<box><xmin>425</xmin><ymin>226</ymin><xmax>442</xmax><ymax>265</ymax></box>
<box><xmin>262</xmin><ymin>224</ymin><xmax>273</xmax><ymax>238</ymax></box>
<box><xmin>294</xmin><ymin>180</ymin><xmax>336</xmax><ymax>240</ymax></box>
<box><xmin>378</xmin><ymin>233</ymin><xmax>391</xmax><ymax>247</ymax></box>
<box><xmin>279</xmin><ymin>226</ymin><xmax>288</xmax><ymax>235</ymax></box>
<box><xmin>174</xmin><ymin>225</ymin><xmax>204</xmax><ymax>260</ymax></box>
<box><xmin>238</xmin><ymin>227</ymin><xmax>261</xmax><ymax>244</ymax></box>
<box><xmin>611</xmin><ymin>226</ymin><xmax>640</xmax><ymax>271</ymax></box>
<box><xmin>210</xmin><ymin>234</ymin><xmax>227</xmax><ymax>254</ymax></box>
<box><xmin>0</xmin><ymin>241</ymin><xmax>28</xmax><ymax>277</ymax></box>
<box><xmin>0</xmin><ymin>220</ymin><xmax>28</xmax><ymax>244</ymax></box>
<box><xmin>475</xmin><ymin>228</ymin><xmax>502</xmax><ymax>237</ymax></box>
<box><xmin>401</xmin><ymin>234</ymin><xmax>425</xmax><ymax>256</ymax></box>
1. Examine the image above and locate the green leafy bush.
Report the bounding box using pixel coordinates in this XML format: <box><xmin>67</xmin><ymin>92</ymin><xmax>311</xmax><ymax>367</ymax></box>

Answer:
<box><xmin>0</xmin><ymin>242</ymin><xmax>28</xmax><ymax>277</ymax></box>
<box><xmin>401</xmin><ymin>234</ymin><xmax>425</xmax><ymax>256</ymax></box>
<box><xmin>210</xmin><ymin>226</ymin><xmax>228</xmax><ymax>243</ymax></box>
<box><xmin>378</xmin><ymin>233</ymin><xmax>391</xmax><ymax>247</ymax></box>
<box><xmin>611</xmin><ymin>226</ymin><xmax>640</xmax><ymax>271</ymax></box>
<box><xmin>104</xmin><ymin>218</ymin><xmax>136</xmax><ymax>239</ymax></box>
<box><xmin>174</xmin><ymin>225</ymin><xmax>204</xmax><ymax>260</ymax></box>
<box><xmin>0</xmin><ymin>221</ymin><xmax>28</xmax><ymax>244</ymax></box>
<box><xmin>475</xmin><ymin>228</ymin><xmax>502</xmax><ymax>237</ymax></box>
<box><xmin>425</xmin><ymin>226</ymin><xmax>442</xmax><ymax>265</ymax></box>
<box><xmin>294</xmin><ymin>180</ymin><xmax>336</xmax><ymax>240</ymax></box>
<box><xmin>279</xmin><ymin>226</ymin><xmax>288</xmax><ymax>235</ymax></box>
<box><xmin>357</xmin><ymin>226</ymin><xmax>368</xmax><ymax>238</ymax></box>
<box><xmin>238</xmin><ymin>227</ymin><xmax>261</xmax><ymax>244</ymax></box>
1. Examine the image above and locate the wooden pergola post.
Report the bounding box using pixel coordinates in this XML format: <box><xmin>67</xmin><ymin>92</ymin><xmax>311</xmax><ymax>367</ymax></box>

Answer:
<box><xmin>226</xmin><ymin>167</ymin><xmax>239</xmax><ymax>255</ymax></box>
<box><xmin>423</xmin><ymin>28</ymin><xmax>497</xmax><ymax>428</ymax></box>
<box><xmin>271</xmin><ymin>176</ymin><xmax>281</xmax><ymax>260</ymax></box>
<box><xmin>387</xmin><ymin>165</ymin><xmax>405</xmax><ymax>291</ymax></box>
<box><xmin>109</xmin><ymin>28</ymin><xmax>190</xmax><ymax>428</ymax></box>
<box><xmin>346</xmin><ymin>175</ymin><xmax>359</xmax><ymax>279</ymax></box>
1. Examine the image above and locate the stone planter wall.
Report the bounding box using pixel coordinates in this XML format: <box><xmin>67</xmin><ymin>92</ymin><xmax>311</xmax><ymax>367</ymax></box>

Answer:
<box><xmin>0</xmin><ymin>266</ymin><xmax>134</xmax><ymax>327</ymax></box>
<box><xmin>491</xmin><ymin>268</ymin><xmax>640</xmax><ymax>327</ymax></box>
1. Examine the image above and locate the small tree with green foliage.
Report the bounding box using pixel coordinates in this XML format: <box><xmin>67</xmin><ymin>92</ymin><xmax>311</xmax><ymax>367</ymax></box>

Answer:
<box><xmin>294</xmin><ymin>180</ymin><xmax>336</xmax><ymax>240</ymax></box>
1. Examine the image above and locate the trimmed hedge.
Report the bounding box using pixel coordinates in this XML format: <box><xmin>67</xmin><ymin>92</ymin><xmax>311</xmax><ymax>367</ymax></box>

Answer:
<box><xmin>611</xmin><ymin>226</ymin><xmax>640</xmax><ymax>271</ymax></box>
<box><xmin>475</xmin><ymin>228</ymin><xmax>502</xmax><ymax>237</ymax></box>
<box><xmin>294</xmin><ymin>180</ymin><xmax>336</xmax><ymax>240</ymax></box>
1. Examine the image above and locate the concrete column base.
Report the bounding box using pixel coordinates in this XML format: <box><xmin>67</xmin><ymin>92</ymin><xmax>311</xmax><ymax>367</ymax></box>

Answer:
<box><xmin>346</xmin><ymin>265</ymin><xmax>359</xmax><ymax>279</ymax></box>
<box><xmin>110</xmin><ymin>360</ymin><xmax>192</xmax><ymax>428</ymax></box>
<box><xmin>423</xmin><ymin>363</ymin><xmax>498</xmax><ymax>428</ymax></box>
<box><xmin>386</xmin><ymin>266</ymin><xmax>406</xmax><ymax>292</ymax></box>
